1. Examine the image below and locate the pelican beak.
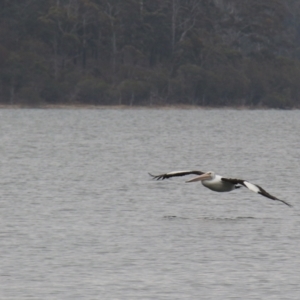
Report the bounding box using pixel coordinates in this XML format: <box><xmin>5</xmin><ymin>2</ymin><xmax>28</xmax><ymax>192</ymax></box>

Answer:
<box><xmin>186</xmin><ymin>173</ymin><xmax>212</xmax><ymax>183</ymax></box>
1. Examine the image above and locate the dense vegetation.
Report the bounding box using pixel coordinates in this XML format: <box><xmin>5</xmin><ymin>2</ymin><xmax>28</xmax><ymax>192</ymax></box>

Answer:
<box><xmin>1</xmin><ymin>0</ymin><xmax>300</xmax><ymax>107</ymax></box>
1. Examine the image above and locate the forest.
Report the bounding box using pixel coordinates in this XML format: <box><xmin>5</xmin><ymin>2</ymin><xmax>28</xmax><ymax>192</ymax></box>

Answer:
<box><xmin>1</xmin><ymin>0</ymin><xmax>300</xmax><ymax>108</ymax></box>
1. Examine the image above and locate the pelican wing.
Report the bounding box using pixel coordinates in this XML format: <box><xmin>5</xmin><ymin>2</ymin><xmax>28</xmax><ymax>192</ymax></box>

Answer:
<box><xmin>149</xmin><ymin>170</ymin><xmax>204</xmax><ymax>180</ymax></box>
<box><xmin>221</xmin><ymin>177</ymin><xmax>292</xmax><ymax>207</ymax></box>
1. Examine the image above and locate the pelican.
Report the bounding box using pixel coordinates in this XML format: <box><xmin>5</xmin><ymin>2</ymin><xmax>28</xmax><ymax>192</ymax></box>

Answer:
<box><xmin>149</xmin><ymin>170</ymin><xmax>292</xmax><ymax>207</ymax></box>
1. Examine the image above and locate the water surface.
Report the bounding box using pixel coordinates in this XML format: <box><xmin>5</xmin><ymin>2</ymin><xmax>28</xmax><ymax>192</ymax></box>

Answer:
<box><xmin>1</xmin><ymin>109</ymin><xmax>300</xmax><ymax>299</ymax></box>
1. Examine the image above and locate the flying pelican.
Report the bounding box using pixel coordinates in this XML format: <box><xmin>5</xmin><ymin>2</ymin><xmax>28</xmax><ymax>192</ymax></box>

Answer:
<box><xmin>149</xmin><ymin>170</ymin><xmax>292</xmax><ymax>207</ymax></box>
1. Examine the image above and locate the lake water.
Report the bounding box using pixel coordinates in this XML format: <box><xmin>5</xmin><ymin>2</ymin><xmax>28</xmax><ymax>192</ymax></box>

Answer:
<box><xmin>1</xmin><ymin>108</ymin><xmax>300</xmax><ymax>299</ymax></box>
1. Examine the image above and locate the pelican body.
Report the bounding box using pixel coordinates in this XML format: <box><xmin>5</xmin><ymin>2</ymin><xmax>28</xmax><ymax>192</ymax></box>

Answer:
<box><xmin>189</xmin><ymin>172</ymin><xmax>236</xmax><ymax>192</ymax></box>
<box><xmin>149</xmin><ymin>170</ymin><xmax>292</xmax><ymax>207</ymax></box>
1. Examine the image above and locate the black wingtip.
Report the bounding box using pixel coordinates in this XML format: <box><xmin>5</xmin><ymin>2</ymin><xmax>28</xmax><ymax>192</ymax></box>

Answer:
<box><xmin>148</xmin><ymin>173</ymin><xmax>161</xmax><ymax>180</ymax></box>
<box><xmin>278</xmin><ymin>199</ymin><xmax>292</xmax><ymax>207</ymax></box>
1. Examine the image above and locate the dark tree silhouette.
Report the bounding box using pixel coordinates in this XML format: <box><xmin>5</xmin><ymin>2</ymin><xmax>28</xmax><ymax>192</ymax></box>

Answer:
<box><xmin>0</xmin><ymin>0</ymin><xmax>300</xmax><ymax>108</ymax></box>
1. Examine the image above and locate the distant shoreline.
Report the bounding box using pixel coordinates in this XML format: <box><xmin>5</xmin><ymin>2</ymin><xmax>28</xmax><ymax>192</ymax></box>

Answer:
<box><xmin>0</xmin><ymin>104</ymin><xmax>297</xmax><ymax>110</ymax></box>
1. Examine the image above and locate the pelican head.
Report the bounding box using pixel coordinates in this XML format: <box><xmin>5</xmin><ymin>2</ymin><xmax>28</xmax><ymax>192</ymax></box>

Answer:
<box><xmin>186</xmin><ymin>171</ymin><xmax>215</xmax><ymax>183</ymax></box>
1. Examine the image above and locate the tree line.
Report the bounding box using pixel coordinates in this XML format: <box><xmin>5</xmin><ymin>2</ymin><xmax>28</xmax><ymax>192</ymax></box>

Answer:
<box><xmin>1</xmin><ymin>0</ymin><xmax>300</xmax><ymax>108</ymax></box>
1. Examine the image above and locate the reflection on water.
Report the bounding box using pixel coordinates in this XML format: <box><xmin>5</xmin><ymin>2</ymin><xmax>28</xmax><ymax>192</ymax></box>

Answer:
<box><xmin>1</xmin><ymin>109</ymin><xmax>300</xmax><ymax>299</ymax></box>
